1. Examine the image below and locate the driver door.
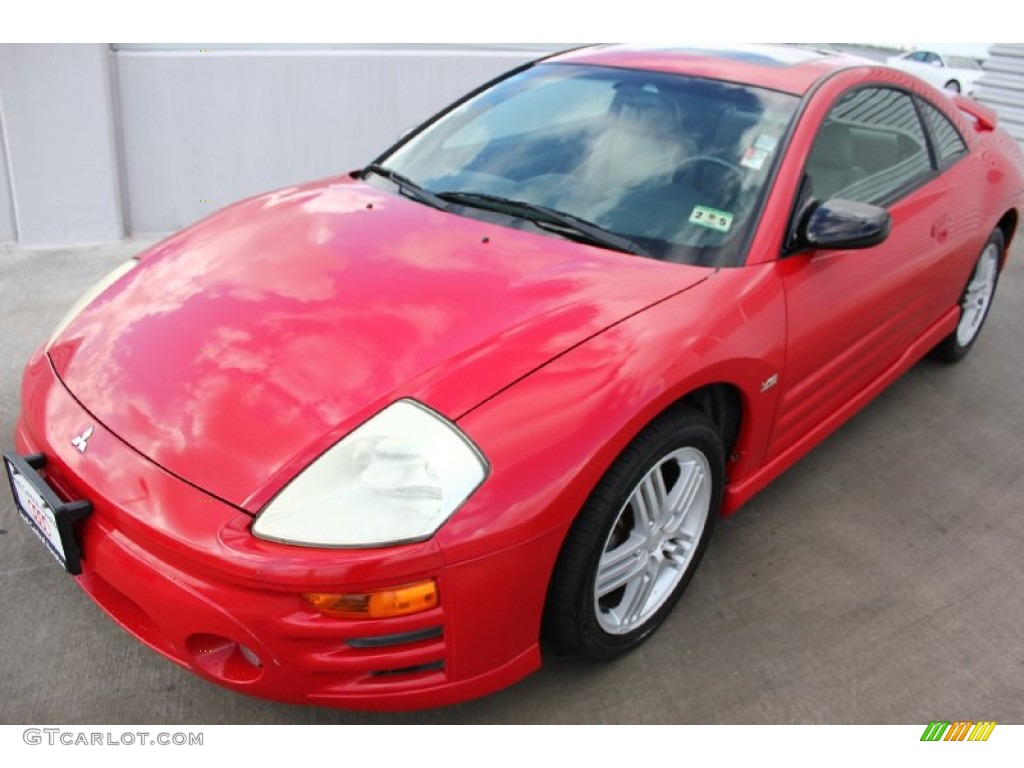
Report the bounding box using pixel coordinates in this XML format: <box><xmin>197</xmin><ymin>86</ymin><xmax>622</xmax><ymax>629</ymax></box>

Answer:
<box><xmin>768</xmin><ymin>86</ymin><xmax>953</xmax><ymax>457</ymax></box>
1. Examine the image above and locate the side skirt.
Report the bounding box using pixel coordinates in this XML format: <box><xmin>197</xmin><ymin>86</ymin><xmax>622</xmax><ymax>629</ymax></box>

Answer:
<box><xmin>721</xmin><ymin>305</ymin><xmax>960</xmax><ymax>516</ymax></box>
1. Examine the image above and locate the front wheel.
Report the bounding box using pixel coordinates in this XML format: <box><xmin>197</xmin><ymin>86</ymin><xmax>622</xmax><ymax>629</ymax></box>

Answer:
<box><xmin>932</xmin><ymin>229</ymin><xmax>1003</xmax><ymax>362</ymax></box>
<box><xmin>944</xmin><ymin>79</ymin><xmax>961</xmax><ymax>93</ymax></box>
<box><xmin>543</xmin><ymin>405</ymin><xmax>723</xmax><ymax>660</ymax></box>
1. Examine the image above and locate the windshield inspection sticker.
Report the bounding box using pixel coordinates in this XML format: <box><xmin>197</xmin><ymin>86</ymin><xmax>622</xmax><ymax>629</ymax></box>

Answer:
<box><xmin>689</xmin><ymin>205</ymin><xmax>734</xmax><ymax>233</ymax></box>
<box><xmin>740</xmin><ymin>147</ymin><xmax>770</xmax><ymax>171</ymax></box>
<box><xmin>754</xmin><ymin>134</ymin><xmax>779</xmax><ymax>152</ymax></box>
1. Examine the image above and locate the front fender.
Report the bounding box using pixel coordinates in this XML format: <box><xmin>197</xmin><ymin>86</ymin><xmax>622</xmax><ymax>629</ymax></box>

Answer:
<box><xmin>442</xmin><ymin>263</ymin><xmax>786</xmax><ymax>567</ymax></box>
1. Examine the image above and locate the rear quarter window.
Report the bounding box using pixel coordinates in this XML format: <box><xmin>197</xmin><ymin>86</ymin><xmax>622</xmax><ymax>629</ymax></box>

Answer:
<box><xmin>918</xmin><ymin>98</ymin><xmax>968</xmax><ymax>168</ymax></box>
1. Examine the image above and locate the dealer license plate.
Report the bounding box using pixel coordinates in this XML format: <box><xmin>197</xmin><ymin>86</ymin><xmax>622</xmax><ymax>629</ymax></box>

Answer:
<box><xmin>4</xmin><ymin>453</ymin><xmax>91</xmax><ymax>574</ymax></box>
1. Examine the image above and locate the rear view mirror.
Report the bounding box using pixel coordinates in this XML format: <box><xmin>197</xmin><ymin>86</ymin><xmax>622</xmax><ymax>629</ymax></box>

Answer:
<box><xmin>801</xmin><ymin>198</ymin><xmax>892</xmax><ymax>251</ymax></box>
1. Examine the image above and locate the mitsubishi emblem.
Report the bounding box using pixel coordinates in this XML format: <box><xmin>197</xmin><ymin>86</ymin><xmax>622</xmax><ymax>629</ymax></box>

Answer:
<box><xmin>71</xmin><ymin>427</ymin><xmax>94</xmax><ymax>454</ymax></box>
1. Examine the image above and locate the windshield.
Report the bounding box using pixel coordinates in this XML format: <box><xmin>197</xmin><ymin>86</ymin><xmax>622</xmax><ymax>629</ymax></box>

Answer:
<box><xmin>374</xmin><ymin>63</ymin><xmax>800</xmax><ymax>267</ymax></box>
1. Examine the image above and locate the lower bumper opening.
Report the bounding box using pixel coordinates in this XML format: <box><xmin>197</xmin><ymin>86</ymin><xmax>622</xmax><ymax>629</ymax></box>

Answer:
<box><xmin>369</xmin><ymin>660</ymin><xmax>445</xmax><ymax>677</ymax></box>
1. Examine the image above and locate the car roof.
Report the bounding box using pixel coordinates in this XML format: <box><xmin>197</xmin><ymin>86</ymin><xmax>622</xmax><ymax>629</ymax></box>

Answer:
<box><xmin>546</xmin><ymin>44</ymin><xmax>870</xmax><ymax>96</ymax></box>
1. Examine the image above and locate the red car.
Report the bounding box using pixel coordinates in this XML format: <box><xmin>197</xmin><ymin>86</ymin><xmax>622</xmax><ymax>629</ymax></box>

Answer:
<box><xmin>6</xmin><ymin>45</ymin><xmax>1023</xmax><ymax>710</ymax></box>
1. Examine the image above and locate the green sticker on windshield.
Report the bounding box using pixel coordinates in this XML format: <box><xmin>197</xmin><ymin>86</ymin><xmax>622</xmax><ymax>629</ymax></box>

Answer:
<box><xmin>689</xmin><ymin>205</ymin><xmax>733</xmax><ymax>233</ymax></box>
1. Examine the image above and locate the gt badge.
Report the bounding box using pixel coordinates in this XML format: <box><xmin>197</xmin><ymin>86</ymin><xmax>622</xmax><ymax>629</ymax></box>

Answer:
<box><xmin>71</xmin><ymin>427</ymin><xmax>94</xmax><ymax>454</ymax></box>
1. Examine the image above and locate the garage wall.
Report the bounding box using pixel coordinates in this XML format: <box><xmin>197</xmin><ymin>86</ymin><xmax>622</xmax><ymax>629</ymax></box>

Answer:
<box><xmin>0</xmin><ymin>110</ymin><xmax>15</xmax><ymax>243</ymax></box>
<box><xmin>976</xmin><ymin>44</ymin><xmax>1024</xmax><ymax>145</ymax></box>
<box><xmin>0</xmin><ymin>44</ymin><xmax>124</xmax><ymax>245</ymax></box>
<box><xmin>113</xmin><ymin>45</ymin><xmax>556</xmax><ymax>235</ymax></box>
<box><xmin>0</xmin><ymin>44</ymin><xmax>563</xmax><ymax>245</ymax></box>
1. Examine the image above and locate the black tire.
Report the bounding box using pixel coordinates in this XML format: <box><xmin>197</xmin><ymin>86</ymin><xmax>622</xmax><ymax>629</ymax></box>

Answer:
<box><xmin>944</xmin><ymin>79</ymin><xmax>961</xmax><ymax>93</ymax></box>
<box><xmin>543</xmin><ymin>405</ymin><xmax>724</xmax><ymax>661</ymax></box>
<box><xmin>932</xmin><ymin>228</ymin><xmax>1004</xmax><ymax>363</ymax></box>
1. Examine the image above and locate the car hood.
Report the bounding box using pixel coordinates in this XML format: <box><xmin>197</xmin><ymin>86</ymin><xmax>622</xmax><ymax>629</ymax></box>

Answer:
<box><xmin>49</xmin><ymin>177</ymin><xmax>709</xmax><ymax>511</ymax></box>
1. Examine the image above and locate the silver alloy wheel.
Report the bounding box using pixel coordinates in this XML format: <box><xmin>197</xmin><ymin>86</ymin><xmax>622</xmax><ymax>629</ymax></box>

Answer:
<box><xmin>956</xmin><ymin>242</ymin><xmax>1000</xmax><ymax>347</ymax></box>
<box><xmin>594</xmin><ymin>447</ymin><xmax>711</xmax><ymax>635</ymax></box>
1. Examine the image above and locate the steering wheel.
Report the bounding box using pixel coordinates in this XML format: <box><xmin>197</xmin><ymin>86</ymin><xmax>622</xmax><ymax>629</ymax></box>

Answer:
<box><xmin>674</xmin><ymin>155</ymin><xmax>746</xmax><ymax>180</ymax></box>
<box><xmin>675</xmin><ymin>155</ymin><xmax>748</xmax><ymax>215</ymax></box>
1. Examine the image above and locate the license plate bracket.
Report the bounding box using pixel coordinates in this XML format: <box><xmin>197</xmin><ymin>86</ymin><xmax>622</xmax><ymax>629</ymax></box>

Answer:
<box><xmin>4</xmin><ymin>452</ymin><xmax>91</xmax><ymax>575</ymax></box>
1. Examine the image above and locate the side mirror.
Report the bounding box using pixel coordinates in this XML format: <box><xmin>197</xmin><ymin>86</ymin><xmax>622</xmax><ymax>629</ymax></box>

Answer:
<box><xmin>800</xmin><ymin>199</ymin><xmax>892</xmax><ymax>251</ymax></box>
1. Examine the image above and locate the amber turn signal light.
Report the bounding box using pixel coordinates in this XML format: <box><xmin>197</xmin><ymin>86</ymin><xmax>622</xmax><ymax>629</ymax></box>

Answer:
<box><xmin>302</xmin><ymin>579</ymin><xmax>439</xmax><ymax>619</ymax></box>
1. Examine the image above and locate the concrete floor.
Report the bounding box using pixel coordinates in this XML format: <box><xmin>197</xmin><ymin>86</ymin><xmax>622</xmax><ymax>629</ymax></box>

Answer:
<box><xmin>1</xmin><ymin>236</ymin><xmax>1022</xmax><ymax>725</ymax></box>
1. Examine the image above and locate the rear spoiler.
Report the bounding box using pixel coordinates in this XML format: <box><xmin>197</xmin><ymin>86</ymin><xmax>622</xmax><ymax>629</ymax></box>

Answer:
<box><xmin>952</xmin><ymin>94</ymin><xmax>997</xmax><ymax>132</ymax></box>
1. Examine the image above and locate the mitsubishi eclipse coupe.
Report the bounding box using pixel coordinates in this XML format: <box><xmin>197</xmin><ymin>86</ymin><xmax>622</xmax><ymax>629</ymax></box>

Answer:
<box><xmin>6</xmin><ymin>45</ymin><xmax>1024</xmax><ymax>711</ymax></box>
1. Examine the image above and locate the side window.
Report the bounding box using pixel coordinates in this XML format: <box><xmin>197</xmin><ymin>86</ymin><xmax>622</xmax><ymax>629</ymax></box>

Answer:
<box><xmin>918</xmin><ymin>99</ymin><xmax>968</xmax><ymax>167</ymax></box>
<box><xmin>804</xmin><ymin>87</ymin><xmax>932</xmax><ymax>205</ymax></box>
<box><xmin>925</xmin><ymin>52</ymin><xmax>943</xmax><ymax>66</ymax></box>
<box><xmin>908</xmin><ymin>52</ymin><xmax>926</xmax><ymax>63</ymax></box>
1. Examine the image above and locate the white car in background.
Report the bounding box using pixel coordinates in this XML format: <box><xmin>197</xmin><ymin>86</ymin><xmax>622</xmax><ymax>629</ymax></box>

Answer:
<box><xmin>886</xmin><ymin>50</ymin><xmax>984</xmax><ymax>96</ymax></box>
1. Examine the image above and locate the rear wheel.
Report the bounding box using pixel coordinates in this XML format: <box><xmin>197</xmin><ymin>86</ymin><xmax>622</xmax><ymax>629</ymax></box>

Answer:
<box><xmin>543</xmin><ymin>405</ymin><xmax>723</xmax><ymax>660</ymax></box>
<box><xmin>932</xmin><ymin>229</ymin><xmax>1003</xmax><ymax>362</ymax></box>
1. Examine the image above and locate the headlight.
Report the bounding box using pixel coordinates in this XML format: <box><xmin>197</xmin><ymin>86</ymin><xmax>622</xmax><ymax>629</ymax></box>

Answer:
<box><xmin>47</xmin><ymin>258</ymin><xmax>139</xmax><ymax>349</ymax></box>
<box><xmin>252</xmin><ymin>400</ymin><xmax>488</xmax><ymax>548</ymax></box>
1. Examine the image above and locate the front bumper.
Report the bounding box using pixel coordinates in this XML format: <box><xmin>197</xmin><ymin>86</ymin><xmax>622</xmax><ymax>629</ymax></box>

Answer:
<box><xmin>12</xmin><ymin>350</ymin><xmax>544</xmax><ymax>710</ymax></box>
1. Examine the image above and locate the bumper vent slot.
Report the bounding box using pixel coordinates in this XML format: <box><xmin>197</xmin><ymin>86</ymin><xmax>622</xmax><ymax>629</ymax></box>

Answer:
<box><xmin>346</xmin><ymin>625</ymin><xmax>443</xmax><ymax>649</ymax></box>
<box><xmin>369</xmin><ymin>660</ymin><xmax>444</xmax><ymax>677</ymax></box>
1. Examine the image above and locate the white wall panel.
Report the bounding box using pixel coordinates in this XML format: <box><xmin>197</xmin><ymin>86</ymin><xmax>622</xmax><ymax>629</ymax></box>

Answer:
<box><xmin>0</xmin><ymin>105</ymin><xmax>15</xmax><ymax>243</ymax></box>
<box><xmin>0</xmin><ymin>44</ymin><xmax>123</xmax><ymax>245</ymax></box>
<box><xmin>976</xmin><ymin>44</ymin><xmax>1024</xmax><ymax>145</ymax></box>
<box><xmin>115</xmin><ymin>46</ymin><xmax>555</xmax><ymax>235</ymax></box>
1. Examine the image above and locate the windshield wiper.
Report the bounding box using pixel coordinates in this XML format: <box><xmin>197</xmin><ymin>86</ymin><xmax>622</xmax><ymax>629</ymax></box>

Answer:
<box><xmin>437</xmin><ymin>191</ymin><xmax>648</xmax><ymax>257</ymax></box>
<box><xmin>363</xmin><ymin>164</ymin><xmax>447</xmax><ymax>210</ymax></box>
